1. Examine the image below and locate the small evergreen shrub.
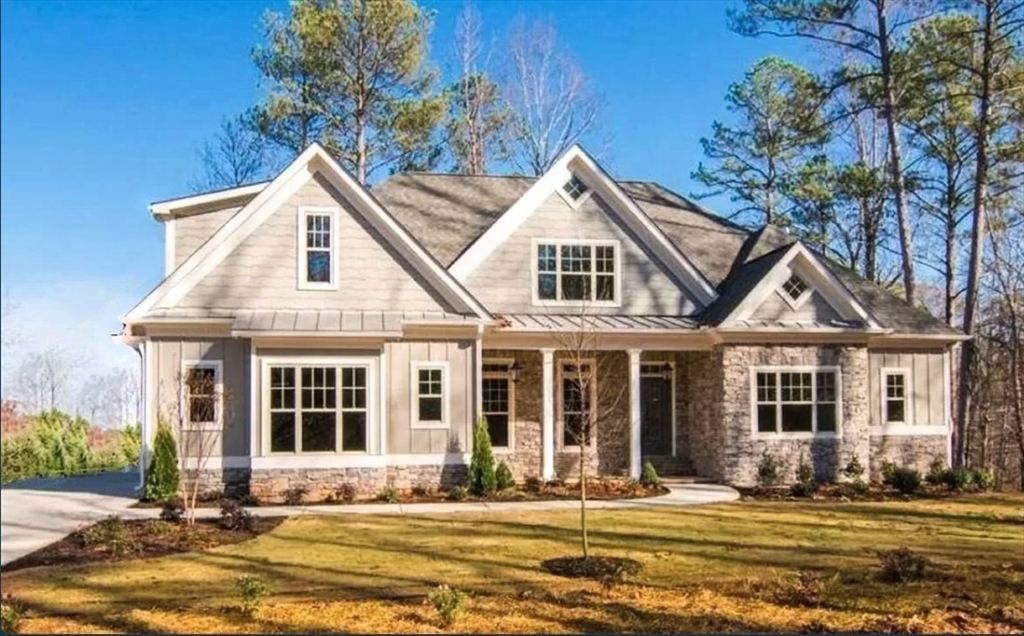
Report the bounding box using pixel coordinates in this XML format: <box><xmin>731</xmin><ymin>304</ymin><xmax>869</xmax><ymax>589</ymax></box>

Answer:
<box><xmin>774</xmin><ymin>570</ymin><xmax>836</xmax><ymax>608</ymax></box>
<box><xmin>283</xmin><ymin>485</ymin><xmax>308</xmax><ymax>506</ymax></box>
<box><xmin>468</xmin><ymin>416</ymin><xmax>497</xmax><ymax>496</ymax></box>
<box><xmin>428</xmin><ymin>584</ymin><xmax>467</xmax><ymax>627</ymax></box>
<box><xmin>1</xmin><ymin>594</ymin><xmax>25</xmax><ymax>634</ymax></box>
<box><xmin>943</xmin><ymin>467</ymin><xmax>975</xmax><ymax>491</ymax></box>
<box><xmin>143</xmin><ymin>418</ymin><xmax>180</xmax><ymax>502</ymax></box>
<box><xmin>495</xmin><ymin>461</ymin><xmax>515</xmax><ymax>491</ymax></box>
<box><xmin>334</xmin><ymin>483</ymin><xmax>357</xmax><ymax>503</ymax></box>
<box><xmin>235</xmin><ymin>574</ymin><xmax>268</xmax><ymax>617</ymax></box>
<box><xmin>842</xmin><ymin>456</ymin><xmax>865</xmax><ymax>482</ymax></box>
<box><xmin>877</xmin><ymin>546</ymin><xmax>929</xmax><ymax>583</ymax></box>
<box><xmin>219</xmin><ymin>499</ymin><xmax>256</xmax><ymax>532</ymax></box>
<box><xmin>159</xmin><ymin>496</ymin><xmax>185</xmax><ymax>523</ymax></box>
<box><xmin>411</xmin><ymin>485</ymin><xmax>430</xmax><ymax>497</ymax></box>
<box><xmin>80</xmin><ymin>515</ymin><xmax>138</xmax><ymax>556</ymax></box>
<box><xmin>524</xmin><ymin>476</ymin><xmax>543</xmax><ymax>493</ymax></box>
<box><xmin>888</xmin><ymin>467</ymin><xmax>922</xmax><ymax>495</ymax></box>
<box><xmin>756</xmin><ymin>450</ymin><xmax>780</xmax><ymax>487</ymax></box>
<box><xmin>925</xmin><ymin>457</ymin><xmax>948</xmax><ymax>486</ymax></box>
<box><xmin>447</xmin><ymin>485</ymin><xmax>469</xmax><ymax>501</ymax></box>
<box><xmin>639</xmin><ymin>461</ymin><xmax>660</xmax><ymax>487</ymax></box>
<box><xmin>377</xmin><ymin>486</ymin><xmax>400</xmax><ymax>503</ymax></box>
<box><xmin>971</xmin><ymin>467</ymin><xmax>995</xmax><ymax>491</ymax></box>
<box><xmin>791</xmin><ymin>455</ymin><xmax>817</xmax><ymax>497</ymax></box>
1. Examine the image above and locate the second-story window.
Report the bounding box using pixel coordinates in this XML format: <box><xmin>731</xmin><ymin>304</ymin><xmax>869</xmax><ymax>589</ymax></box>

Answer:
<box><xmin>299</xmin><ymin>207</ymin><xmax>337</xmax><ymax>289</ymax></box>
<box><xmin>536</xmin><ymin>241</ymin><xmax>618</xmax><ymax>304</ymax></box>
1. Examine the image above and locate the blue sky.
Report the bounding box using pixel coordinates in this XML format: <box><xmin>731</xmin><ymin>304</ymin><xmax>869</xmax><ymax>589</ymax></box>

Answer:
<box><xmin>0</xmin><ymin>0</ymin><xmax>805</xmax><ymax>393</ymax></box>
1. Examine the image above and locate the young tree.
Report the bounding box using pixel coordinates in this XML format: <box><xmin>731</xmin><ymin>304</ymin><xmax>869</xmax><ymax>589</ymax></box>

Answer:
<box><xmin>691</xmin><ymin>56</ymin><xmax>830</xmax><ymax>227</ymax></box>
<box><xmin>144</xmin><ymin>418</ymin><xmax>180</xmax><ymax>502</ymax></box>
<box><xmin>503</xmin><ymin>17</ymin><xmax>601</xmax><ymax>175</ymax></box>
<box><xmin>252</xmin><ymin>0</ymin><xmax>447</xmax><ymax>183</ymax></box>
<box><xmin>468</xmin><ymin>415</ymin><xmax>497</xmax><ymax>496</ymax></box>
<box><xmin>192</xmin><ymin>113</ymin><xmax>275</xmax><ymax>193</ymax></box>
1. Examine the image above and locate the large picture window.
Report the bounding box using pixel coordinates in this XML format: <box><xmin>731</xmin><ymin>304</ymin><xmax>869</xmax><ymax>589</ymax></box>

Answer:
<box><xmin>754</xmin><ymin>368</ymin><xmax>839</xmax><ymax>435</ymax></box>
<box><xmin>482</xmin><ymin>361</ymin><xmax>513</xmax><ymax>449</ymax></box>
<box><xmin>298</xmin><ymin>207</ymin><xmax>337</xmax><ymax>289</ymax></box>
<box><xmin>536</xmin><ymin>240</ymin><xmax>618</xmax><ymax>304</ymax></box>
<box><xmin>268</xmin><ymin>363</ymin><xmax>369</xmax><ymax>453</ymax></box>
<box><xmin>561</xmin><ymin>361</ymin><xmax>595</xmax><ymax>447</ymax></box>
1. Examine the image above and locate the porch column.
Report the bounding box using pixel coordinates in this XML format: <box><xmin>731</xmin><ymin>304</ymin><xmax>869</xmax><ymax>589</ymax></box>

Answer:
<box><xmin>628</xmin><ymin>349</ymin><xmax>642</xmax><ymax>479</ymax></box>
<box><xmin>541</xmin><ymin>348</ymin><xmax>555</xmax><ymax>480</ymax></box>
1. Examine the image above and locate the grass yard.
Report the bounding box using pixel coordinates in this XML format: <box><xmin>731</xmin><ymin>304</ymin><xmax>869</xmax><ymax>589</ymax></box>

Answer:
<box><xmin>3</xmin><ymin>493</ymin><xmax>1023</xmax><ymax>634</ymax></box>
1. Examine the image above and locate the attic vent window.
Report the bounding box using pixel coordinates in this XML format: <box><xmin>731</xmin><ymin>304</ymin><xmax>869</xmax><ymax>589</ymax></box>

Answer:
<box><xmin>563</xmin><ymin>175</ymin><xmax>588</xmax><ymax>201</ymax></box>
<box><xmin>782</xmin><ymin>274</ymin><xmax>808</xmax><ymax>301</ymax></box>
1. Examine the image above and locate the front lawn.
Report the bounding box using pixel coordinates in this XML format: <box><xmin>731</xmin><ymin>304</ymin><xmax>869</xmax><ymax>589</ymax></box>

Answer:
<box><xmin>3</xmin><ymin>494</ymin><xmax>1023</xmax><ymax>633</ymax></box>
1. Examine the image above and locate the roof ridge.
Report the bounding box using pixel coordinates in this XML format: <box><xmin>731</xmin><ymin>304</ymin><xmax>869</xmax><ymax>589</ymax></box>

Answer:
<box><xmin>395</xmin><ymin>171</ymin><xmax>537</xmax><ymax>179</ymax></box>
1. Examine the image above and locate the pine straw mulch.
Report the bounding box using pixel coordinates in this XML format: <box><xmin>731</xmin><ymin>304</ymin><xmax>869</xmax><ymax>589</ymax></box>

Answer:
<box><xmin>735</xmin><ymin>483</ymin><xmax>966</xmax><ymax>502</ymax></box>
<box><xmin>0</xmin><ymin>517</ymin><xmax>285</xmax><ymax>573</ymax></box>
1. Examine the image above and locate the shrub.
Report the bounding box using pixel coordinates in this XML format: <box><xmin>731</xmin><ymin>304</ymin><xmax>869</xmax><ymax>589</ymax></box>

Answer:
<box><xmin>791</xmin><ymin>454</ymin><xmax>817</xmax><ymax>497</ymax></box>
<box><xmin>219</xmin><ymin>499</ymin><xmax>256</xmax><ymax>532</ymax></box>
<box><xmin>143</xmin><ymin>419</ymin><xmax>180</xmax><ymax>502</ymax></box>
<box><xmin>972</xmin><ymin>467</ymin><xmax>995</xmax><ymax>491</ymax></box>
<box><xmin>377</xmin><ymin>486</ymin><xmax>400</xmax><ymax>503</ymax></box>
<box><xmin>334</xmin><ymin>483</ymin><xmax>357</xmax><ymax>503</ymax></box>
<box><xmin>877</xmin><ymin>546</ymin><xmax>929</xmax><ymax>583</ymax></box>
<box><xmin>943</xmin><ymin>467</ymin><xmax>975</xmax><ymax>491</ymax></box>
<box><xmin>447</xmin><ymin>485</ymin><xmax>469</xmax><ymax>501</ymax></box>
<box><xmin>159</xmin><ymin>496</ymin><xmax>185</xmax><ymax>523</ymax></box>
<box><xmin>411</xmin><ymin>485</ymin><xmax>430</xmax><ymax>498</ymax></box>
<box><xmin>880</xmin><ymin>460</ymin><xmax>898</xmax><ymax>485</ymax></box>
<box><xmin>639</xmin><ymin>461</ymin><xmax>660</xmax><ymax>487</ymax></box>
<box><xmin>492</xmin><ymin>461</ymin><xmax>514</xmax><ymax>491</ymax></box>
<box><xmin>775</xmin><ymin>570</ymin><xmax>836</xmax><ymax>608</ymax></box>
<box><xmin>887</xmin><ymin>467</ymin><xmax>922</xmax><ymax>495</ymax></box>
<box><xmin>468</xmin><ymin>416</ymin><xmax>497</xmax><ymax>497</ymax></box>
<box><xmin>842</xmin><ymin>456</ymin><xmax>865</xmax><ymax>482</ymax></box>
<box><xmin>1</xmin><ymin>594</ymin><xmax>25</xmax><ymax>634</ymax></box>
<box><xmin>80</xmin><ymin>515</ymin><xmax>138</xmax><ymax>556</ymax></box>
<box><xmin>524</xmin><ymin>476</ymin><xmax>543</xmax><ymax>493</ymax></box>
<box><xmin>428</xmin><ymin>584</ymin><xmax>467</xmax><ymax>627</ymax></box>
<box><xmin>925</xmin><ymin>457</ymin><xmax>948</xmax><ymax>486</ymax></box>
<box><xmin>282</xmin><ymin>485</ymin><xmax>308</xmax><ymax>506</ymax></box>
<box><xmin>235</xmin><ymin>574</ymin><xmax>268</xmax><ymax>618</ymax></box>
<box><xmin>756</xmin><ymin>450</ymin><xmax>780</xmax><ymax>487</ymax></box>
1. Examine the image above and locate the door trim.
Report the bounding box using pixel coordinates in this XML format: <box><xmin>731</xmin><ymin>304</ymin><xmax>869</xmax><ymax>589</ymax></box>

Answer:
<box><xmin>640</xmin><ymin>361</ymin><xmax>676</xmax><ymax>457</ymax></box>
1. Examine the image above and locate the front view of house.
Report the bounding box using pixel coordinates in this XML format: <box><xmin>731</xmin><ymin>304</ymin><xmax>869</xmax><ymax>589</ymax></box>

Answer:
<box><xmin>118</xmin><ymin>143</ymin><xmax>964</xmax><ymax>499</ymax></box>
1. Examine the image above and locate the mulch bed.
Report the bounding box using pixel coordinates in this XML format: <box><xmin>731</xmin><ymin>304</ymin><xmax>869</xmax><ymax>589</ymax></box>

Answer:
<box><xmin>541</xmin><ymin>555</ymin><xmax>645</xmax><ymax>581</ymax></box>
<box><xmin>1</xmin><ymin>517</ymin><xmax>285</xmax><ymax>573</ymax></box>
<box><xmin>736</xmin><ymin>482</ymin><xmax>963</xmax><ymax>502</ymax></box>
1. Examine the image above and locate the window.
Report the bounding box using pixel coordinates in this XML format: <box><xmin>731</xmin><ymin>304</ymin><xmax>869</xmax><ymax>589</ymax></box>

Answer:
<box><xmin>883</xmin><ymin>370</ymin><xmax>909</xmax><ymax>424</ymax></box>
<box><xmin>754</xmin><ymin>368</ymin><xmax>839</xmax><ymax>435</ymax></box>
<box><xmin>561</xmin><ymin>362</ymin><xmax>595</xmax><ymax>447</ymax></box>
<box><xmin>184</xmin><ymin>363</ymin><xmax>221</xmax><ymax>426</ymax></box>
<box><xmin>268</xmin><ymin>363</ymin><xmax>369</xmax><ymax>453</ymax></box>
<box><xmin>782</xmin><ymin>274</ymin><xmax>808</xmax><ymax>301</ymax></box>
<box><xmin>535</xmin><ymin>240</ymin><xmax>618</xmax><ymax>304</ymax></box>
<box><xmin>482</xmin><ymin>361</ymin><xmax>513</xmax><ymax>449</ymax></box>
<box><xmin>298</xmin><ymin>207</ymin><xmax>337</xmax><ymax>289</ymax></box>
<box><xmin>413</xmin><ymin>363</ymin><xmax>448</xmax><ymax>428</ymax></box>
<box><xmin>563</xmin><ymin>175</ymin><xmax>589</xmax><ymax>201</ymax></box>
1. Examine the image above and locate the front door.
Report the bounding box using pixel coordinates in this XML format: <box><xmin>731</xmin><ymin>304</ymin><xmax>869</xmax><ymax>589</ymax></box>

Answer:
<box><xmin>640</xmin><ymin>364</ymin><xmax>673</xmax><ymax>456</ymax></box>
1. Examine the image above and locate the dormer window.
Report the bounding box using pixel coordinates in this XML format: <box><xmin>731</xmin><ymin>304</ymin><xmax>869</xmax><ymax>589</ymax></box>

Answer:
<box><xmin>563</xmin><ymin>175</ymin><xmax>589</xmax><ymax>201</ymax></box>
<box><xmin>534</xmin><ymin>239</ymin><xmax>619</xmax><ymax>305</ymax></box>
<box><xmin>298</xmin><ymin>207</ymin><xmax>338</xmax><ymax>290</ymax></box>
<box><xmin>782</xmin><ymin>274</ymin><xmax>808</xmax><ymax>301</ymax></box>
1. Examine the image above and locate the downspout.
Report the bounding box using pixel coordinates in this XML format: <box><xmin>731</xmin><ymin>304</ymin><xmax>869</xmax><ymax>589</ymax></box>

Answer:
<box><xmin>133</xmin><ymin>341</ymin><xmax>146</xmax><ymax>491</ymax></box>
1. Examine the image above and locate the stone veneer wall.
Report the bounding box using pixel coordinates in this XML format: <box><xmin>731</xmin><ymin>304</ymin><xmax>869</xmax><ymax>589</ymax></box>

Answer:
<box><xmin>680</xmin><ymin>349</ymin><xmax>726</xmax><ymax>481</ymax></box>
<box><xmin>249</xmin><ymin>464</ymin><xmax>468</xmax><ymax>503</ymax></box>
<box><xmin>189</xmin><ymin>467</ymin><xmax>251</xmax><ymax>498</ymax></box>
<box><xmin>869</xmin><ymin>435</ymin><xmax>948</xmax><ymax>480</ymax></box>
<box><xmin>717</xmin><ymin>344</ymin><xmax>871</xmax><ymax>486</ymax></box>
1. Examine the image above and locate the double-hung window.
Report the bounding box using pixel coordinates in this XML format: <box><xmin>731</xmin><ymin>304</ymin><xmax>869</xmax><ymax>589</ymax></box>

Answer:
<box><xmin>754</xmin><ymin>368</ymin><xmax>839</xmax><ymax>435</ymax></box>
<box><xmin>183</xmin><ymin>361</ymin><xmax>222</xmax><ymax>427</ymax></box>
<box><xmin>482</xmin><ymin>361</ymin><xmax>513</xmax><ymax>449</ymax></box>
<box><xmin>412</xmin><ymin>363</ymin><xmax>448</xmax><ymax>429</ymax></box>
<box><xmin>267</xmin><ymin>362</ymin><xmax>369</xmax><ymax>453</ymax></box>
<box><xmin>882</xmin><ymin>370</ymin><xmax>909</xmax><ymax>424</ymax></box>
<box><xmin>298</xmin><ymin>207</ymin><xmax>337</xmax><ymax>289</ymax></box>
<box><xmin>561</xmin><ymin>361</ymin><xmax>595</xmax><ymax>447</ymax></box>
<box><xmin>536</xmin><ymin>240</ymin><xmax>618</xmax><ymax>304</ymax></box>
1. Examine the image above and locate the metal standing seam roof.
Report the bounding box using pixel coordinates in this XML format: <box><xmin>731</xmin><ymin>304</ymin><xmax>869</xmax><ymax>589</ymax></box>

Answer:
<box><xmin>499</xmin><ymin>313</ymin><xmax>699</xmax><ymax>331</ymax></box>
<box><xmin>140</xmin><ymin>309</ymin><xmax>477</xmax><ymax>333</ymax></box>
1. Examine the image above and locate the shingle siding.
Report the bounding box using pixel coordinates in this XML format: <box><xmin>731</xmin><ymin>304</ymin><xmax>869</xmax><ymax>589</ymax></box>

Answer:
<box><xmin>174</xmin><ymin>206</ymin><xmax>240</xmax><ymax>269</ymax></box>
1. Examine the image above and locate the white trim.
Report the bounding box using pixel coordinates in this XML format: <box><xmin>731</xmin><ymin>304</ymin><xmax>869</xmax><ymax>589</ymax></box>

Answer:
<box><xmin>164</xmin><ymin>218</ymin><xmax>176</xmax><ymax>276</ymax></box>
<box><xmin>481</xmin><ymin>357</ymin><xmax>516</xmax><ymax>452</ymax></box>
<box><xmin>379</xmin><ymin>348</ymin><xmax>388</xmax><ymax>455</ymax></box>
<box><xmin>541</xmin><ymin>348</ymin><xmax>555</xmax><ymax>480</ymax></box>
<box><xmin>145</xmin><ymin>339</ymin><xmax>157</xmax><ymax>448</ymax></box>
<box><xmin>180</xmin><ymin>358</ymin><xmax>224</xmax><ymax>429</ymax></box>
<box><xmin>182</xmin><ymin>456</ymin><xmax>251</xmax><ymax>470</ymax></box>
<box><xmin>449</xmin><ymin>144</ymin><xmax>718</xmax><ymax>306</ymax></box>
<box><xmin>249</xmin><ymin>344</ymin><xmax>259</xmax><ymax>457</ymax></box>
<box><xmin>943</xmin><ymin>349</ymin><xmax>952</xmax><ymax>466</ymax></box>
<box><xmin>150</xmin><ymin>182</ymin><xmax>270</xmax><ymax>217</ymax></box>
<box><xmin>296</xmin><ymin>206</ymin><xmax>340</xmax><ymax>290</ymax></box>
<box><xmin>777</xmin><ymin>272</ymin><xmax>812</xmax><ymax>311</ymax></box>
<box><xmin>749</xmin><ymin>365</ymin><xmax>843</xmax><ymax>439</ymax></box>
<box><xmin>410</xmin><ymin>361</ymin><xmax>450</xmax><ymax>430</ymax></box>
<box><xmin>555</xmin><ymin>173</ymin><xmax>594</xmax><ymax>210</ymax></box>
<box><xmin>879</xmin><ymin>367</ymin><xmax>912</xmax><ymax>426</ymax></box>
<box><xmin>557</xmin><ymin>357</ymin><xmax>598</xmax><ymax>451</ymax></box>
<box><xmin>628</xmin><ymin>349</ymin><xmax>642</xmax><ymax>479</ymax></box>
<box><xmin>251</xmin><ymin>452</ymin><xmax>471</xmax><ymax>470</ymax></box>
<box><xmin>530</xmin><ymin>238</ymin><xmax>622</xmax><ymax>308</ymax></box>
<box><xmin>870</xmin><ymin>424</ymin><xmax>948</xmax><ymax>437</ymax></box>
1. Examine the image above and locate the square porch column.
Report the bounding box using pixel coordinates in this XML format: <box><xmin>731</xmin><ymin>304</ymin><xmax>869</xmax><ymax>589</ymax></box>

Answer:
<box><xmin>627</xmin><ymin>349</ymin><xmax>642</xmax><ymax>479</ymax></box>
<box><xmin>541</xmin><ymin>348</ymin><xmax>555</xmax><ymax>480</ymax></box>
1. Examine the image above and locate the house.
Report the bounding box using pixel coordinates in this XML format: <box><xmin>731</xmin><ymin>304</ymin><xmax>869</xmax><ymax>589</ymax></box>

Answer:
<box><xmin>117</xmin><ymin>143</ymin><xmax>964</xmax><ymax>499</ymax></box>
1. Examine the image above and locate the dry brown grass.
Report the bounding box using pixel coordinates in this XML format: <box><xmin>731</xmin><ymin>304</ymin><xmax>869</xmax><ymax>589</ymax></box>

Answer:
<box><xmin>4</xmin><ymin>493</ymin><xmax>1023</xmax><ymax>634</ymax></box>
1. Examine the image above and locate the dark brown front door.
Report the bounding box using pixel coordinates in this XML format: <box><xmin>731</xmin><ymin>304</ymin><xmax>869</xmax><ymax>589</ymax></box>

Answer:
<box><xmin>641</xmin><ymin>369</ymin><xmax>673</xmax><ymax>456</ymax></box>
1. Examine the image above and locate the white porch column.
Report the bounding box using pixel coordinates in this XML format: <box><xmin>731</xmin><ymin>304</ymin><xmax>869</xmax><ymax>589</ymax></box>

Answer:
<box><xmin>628</xmin><ymin>348</ymin><xmax>642</xmax><ymax>479</ymax></box>
<box><xmin>541</xmin><ymin>348</ymin><xmax>556</xmax><ymax>480</ymax></box>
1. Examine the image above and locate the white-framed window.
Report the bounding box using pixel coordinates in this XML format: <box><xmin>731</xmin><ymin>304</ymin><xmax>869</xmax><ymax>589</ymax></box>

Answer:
<box><xmin>563</xmin><ymin>175</ymin><xmax>589</xmax><ymax>201</ymax></box>
<box><xmin>533</xmin><ymin>239</ymin><xmax>620</xmax><ymax>306</ymax></box>
<box><xmin>266</xmin><ymin>361</ymin><xmax>371</xmax><ymax>454</ymax></box>
<box><xmin>182</xmin><ymin>360</ymin><xmax>223</xmax><ymax>428</ymax></box>
<box><xmin>482</xmin><ymin>360</ymin><xmax>515</xmax><ymax>450</ymax></box>
<box><xmin>752</xmin><ymin>367</ymin><xmax>840</xmax><ymax>436</ymax></box>
<box><xmin>559</xmin><ymin>360</ymin><xmax>596</xmax><ymax>448</ymax></box>
<box><xmin>778</xmin><ymin>272</ymin><xmax>812</xmax><ymax>310</ymax></box>
<box><xmin>882</xmin><ymin>368</ymin><xmax>910</xmax><ymax>425</ymax></box>
<box><xmin>297</xmin><ymin>206</ymin><xmax>338</xmax><ymax>290</ymax></box>
<box><xmin>412</xmin><ymin>362</ymin><xmax>449</xmax><ymax>429</ymax></box>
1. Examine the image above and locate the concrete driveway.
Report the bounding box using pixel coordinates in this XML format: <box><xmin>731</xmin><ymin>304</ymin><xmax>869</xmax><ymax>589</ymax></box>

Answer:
<box><xmin>1</xmin><ymin>471</ymin><xmax>139</xmax><ymax>566</ymax></box>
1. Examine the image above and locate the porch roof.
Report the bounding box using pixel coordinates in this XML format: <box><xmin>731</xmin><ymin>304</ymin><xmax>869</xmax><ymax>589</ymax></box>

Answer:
<box><xmin>135</xmin><ymin>308</ymin><xmax>482</xmax><ymax>334</ymax></box>
<box><xmin>497</xmin><ymin>313</ymin><xmax>699</xmax><ymax>332</ymax></box>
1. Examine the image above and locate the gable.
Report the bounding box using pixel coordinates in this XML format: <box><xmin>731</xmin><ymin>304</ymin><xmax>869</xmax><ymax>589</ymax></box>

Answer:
<box><xmin>464</xmin><ymin>188</ymin><xmax>702</xmax><ymax>315</ymax></box>
<box><xmin>171</xmin><ymin>172</ymin><xmax>453</xmax><ymax>313</ymax></box>
<box><xmin>750</xmin><ymin>285</ymin><xmax>843</xmax><ymax>323</ymax></box>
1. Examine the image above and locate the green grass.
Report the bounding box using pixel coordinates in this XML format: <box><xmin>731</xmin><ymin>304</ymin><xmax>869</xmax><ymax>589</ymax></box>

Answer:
<box><xmin>4</xmin><ymin>493</ymin><xmax>1023</xmax><ymax>633</ymax></box>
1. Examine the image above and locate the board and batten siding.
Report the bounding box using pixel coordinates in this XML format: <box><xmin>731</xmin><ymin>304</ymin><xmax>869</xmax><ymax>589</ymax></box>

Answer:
<box><xmin>151</xmin><ymin>338</ymin><xmax>250</xmax><ymax>458</ymax></box>
<box><xmin>464</xmin><ymin>191</ymin><xmax>700</xmax><ymax>315</ymax></box>
<box><xmin>173</xmin><ymin>206</ymin><xmax>241</xmax><ymax>270</ymax></box>
<box><xmin>751</xmin><ymin>290</ymin><xmax>842</xmax><ymax>322</ymax></box>
<box><xmin>386</xmin><ymin>340</ymin><xmax>475</xmax><ymax>455</ymax></box>
<box><xmin>176</xmin><ymin>172</ymin><xmax>453</xmax><ymax>313</ymax></box>
<box><xmin>867</xmin><ymin>349</ymin><xmax>947</xmax><ymax>428</ymax></box>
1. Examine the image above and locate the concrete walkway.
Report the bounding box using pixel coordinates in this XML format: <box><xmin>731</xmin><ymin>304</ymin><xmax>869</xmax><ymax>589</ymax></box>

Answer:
<box><xmin>123</xmin><ymin>482</ymin><xmax>740</xmax><ymax>520</ymax></box>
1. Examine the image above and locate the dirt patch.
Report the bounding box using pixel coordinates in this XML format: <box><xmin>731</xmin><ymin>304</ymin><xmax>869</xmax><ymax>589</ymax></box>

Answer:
<box><xmin>1</xmin><ymin>517</ymin><xmax>285</xmax><ymax>573</ymax></box>
<box><xmin>541</xmin><ymin>555</ymin><xmax>644</xmax><ymax>582</ymax></box>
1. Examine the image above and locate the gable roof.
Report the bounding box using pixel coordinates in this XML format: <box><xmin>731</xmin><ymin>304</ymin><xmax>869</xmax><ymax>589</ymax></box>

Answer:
<box><xmin>125</xmin><ymin>143</ymin><xmax>491</xmax><ymax>323</ymax></box>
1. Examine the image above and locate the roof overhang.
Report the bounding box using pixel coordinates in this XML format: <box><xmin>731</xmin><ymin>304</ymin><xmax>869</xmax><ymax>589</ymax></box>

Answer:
<box><xmin>149</xmin><ymin>182</ymin><xmax>270</xmax><ymax>218</ymax></box>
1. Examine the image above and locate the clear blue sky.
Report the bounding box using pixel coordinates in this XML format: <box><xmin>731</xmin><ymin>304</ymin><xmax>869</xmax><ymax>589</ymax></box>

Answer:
<box><xmin>0</xmin><ymin>0</ymin><xmax>806</xmax><ymax>384</ymax></box>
